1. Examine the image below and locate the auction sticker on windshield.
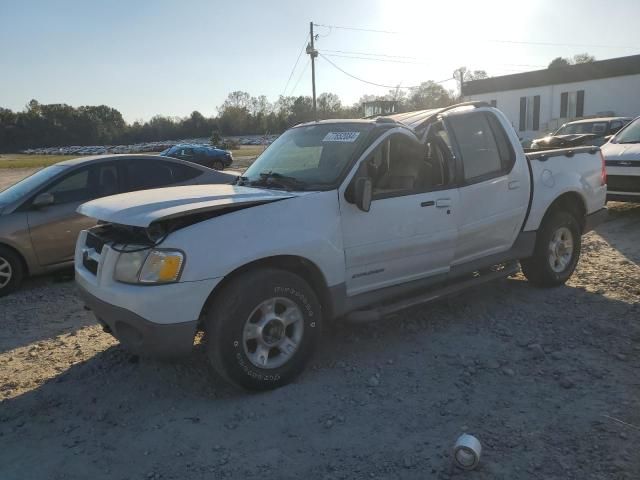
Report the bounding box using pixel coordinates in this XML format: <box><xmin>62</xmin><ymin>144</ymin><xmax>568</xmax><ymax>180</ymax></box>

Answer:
<box><xmin>323</xmin><ymin>132</ymin><xmax>360</xmax><ymax>142</ymax></box>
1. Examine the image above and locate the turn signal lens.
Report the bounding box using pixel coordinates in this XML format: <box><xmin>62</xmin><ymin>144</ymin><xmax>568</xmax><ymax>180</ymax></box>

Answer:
<box><xmin>139</xmin><ymin>250</ymin><xmax>184</xmax><ymax>284</ymax></box>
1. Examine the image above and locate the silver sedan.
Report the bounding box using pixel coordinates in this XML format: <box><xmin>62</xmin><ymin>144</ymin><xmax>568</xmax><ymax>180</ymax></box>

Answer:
<box><xmin>0</xmin><ymin>154</ymin><xmax>235</xmax><ymax>296</ymax></box>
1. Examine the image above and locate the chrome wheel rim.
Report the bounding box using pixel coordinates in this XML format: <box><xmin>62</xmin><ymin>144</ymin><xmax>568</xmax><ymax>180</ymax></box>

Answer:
<box><xmin>0</xmin><ymin>257</ymin><xmax>12</xmax><ymax>288</ymax></box>
<box><xmin>242</xmin><ymin>297</ymin><xmax>304</xmax><ymax>369</ymax></box>
<box><xmin>548</xmin><ymin>226</ymin><xmax>574</xmax><ymax>273</ymax></box>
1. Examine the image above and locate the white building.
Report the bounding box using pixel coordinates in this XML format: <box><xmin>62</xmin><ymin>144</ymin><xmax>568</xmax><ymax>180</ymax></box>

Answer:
<box><xmin>463</xmin><ymin>54</ymin><xmax>640</xmax><ymax>140</ymax></box>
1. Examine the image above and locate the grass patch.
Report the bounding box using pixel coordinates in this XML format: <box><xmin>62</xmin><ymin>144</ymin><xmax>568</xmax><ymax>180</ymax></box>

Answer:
<box><xmin>0</xmin><ymin>145</ymin><xmax>266</xmax><ymax>170</ymax></box>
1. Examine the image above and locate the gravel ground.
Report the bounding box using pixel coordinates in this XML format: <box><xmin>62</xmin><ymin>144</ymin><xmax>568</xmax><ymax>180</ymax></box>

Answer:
<box><xmin>0</xmin><ymin>202</ymin><xmax>639</xmax><ymax>480</ymax></box>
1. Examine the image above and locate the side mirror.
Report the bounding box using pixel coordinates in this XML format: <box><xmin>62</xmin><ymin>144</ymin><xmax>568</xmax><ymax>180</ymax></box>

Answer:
<box><xmin>354</xmin><ymin>177</ymin><xmax>372</xmax><ymax>212</ymax></box>
<box><xmin>32</xmin><ymin>192</ymin><xmax>54</xmax><ymax>208</ymax></box>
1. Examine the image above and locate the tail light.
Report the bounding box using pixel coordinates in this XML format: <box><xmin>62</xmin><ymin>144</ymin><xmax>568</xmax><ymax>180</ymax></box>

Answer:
<box><xmin>600</xmin><ymin>150</ymin><xmax>607</xmax><ymax>186</ymax></box>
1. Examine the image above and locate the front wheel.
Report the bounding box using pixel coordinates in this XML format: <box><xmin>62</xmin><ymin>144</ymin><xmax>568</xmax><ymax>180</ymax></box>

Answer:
<box><xmin>521</xmin><ymin>210</ymin><xmax>582</xmax><ymax>287</ymax></box>
<box><xmin>0</xmin><ymin>246</ymin><xmax>24</xmax><ymax>297</ymax></box>
<box><xmin>204</xmin><ymin>268</ymin><xmax>322</xmax><ymax>390</ymax></box>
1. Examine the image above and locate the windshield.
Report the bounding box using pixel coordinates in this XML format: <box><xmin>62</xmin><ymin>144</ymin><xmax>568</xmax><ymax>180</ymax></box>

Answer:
<box><xmin>241</xmin><ymin>123</ymin><xmax>373</xmax><ymax>190</ymax></box>
<box><xmin>555</xmin><ymin>122</ymin><xmax>607</xmax><ymax>136</ymax></box>
<box><xmin>612</xmin><ymin>117</ymin><xmax>640</xmax><ymax>143</ymax></box>
<box><xmin>0</xmin><ymin>165</ymin><xmax>67</xmax><ymax>204</ymax></box>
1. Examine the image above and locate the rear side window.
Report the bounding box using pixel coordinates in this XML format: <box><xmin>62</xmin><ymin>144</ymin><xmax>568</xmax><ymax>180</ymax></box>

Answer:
<box><xmin>485</xmin><ymin>113</ymin><xmax>516</xmax><ymax>173</ymax></box>
<box><xmin>169</xmin><ymin>163</ymin><xmax>203</xmax><ymax>182</ymax></box>
<box><xmin>125</xmin><ymin>159</ymin><xmax>176</xmax><ymax>191</ymax></box>
<box><xmin>448</xmin><ymin>112</ymin><xmax>503</xmax><ymax>182</ymax></box>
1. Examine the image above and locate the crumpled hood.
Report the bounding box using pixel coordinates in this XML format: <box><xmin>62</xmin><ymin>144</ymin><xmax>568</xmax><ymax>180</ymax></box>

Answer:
<box><xmin>77</xmin><ymin>184</ymin><xmax>298</xmax><ymax>227</ymax></box>
<box><xmin>601</xmin><ymin>142</ymin><xmax>640</xmax><ymax>161</ymax></box>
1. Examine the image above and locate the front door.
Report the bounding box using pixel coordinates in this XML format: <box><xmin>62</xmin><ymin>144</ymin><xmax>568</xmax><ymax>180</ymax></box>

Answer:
<box><xmin>27</xmin><ymin>163</ymin><xmax>120</xmax><ymax>266</ymax></box>
<box><xmin>339</xmin><ymin>131</ymin><xmax>459</xmax><ymax>296</ymax></box>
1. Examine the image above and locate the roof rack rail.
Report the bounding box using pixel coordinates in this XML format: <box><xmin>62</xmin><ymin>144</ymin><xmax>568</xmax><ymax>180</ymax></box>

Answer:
<box><xmin>436</xmin><ymin>101</ymin><xmax>491</xmax><ymax>115</ymax></box>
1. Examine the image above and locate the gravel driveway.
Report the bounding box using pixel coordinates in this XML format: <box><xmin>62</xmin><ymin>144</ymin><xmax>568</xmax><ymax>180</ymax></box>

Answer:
<box><xmin>0</xmin><ymin>201</ymin><xmax>638</xmax><ymax>479</ymax></box>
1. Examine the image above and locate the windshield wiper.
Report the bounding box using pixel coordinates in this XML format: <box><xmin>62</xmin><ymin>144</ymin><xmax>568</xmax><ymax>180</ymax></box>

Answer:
<box><xmin>249</xmin><ymin>171</ymin><xmax>308</xmax><ymax>191</ymax></box>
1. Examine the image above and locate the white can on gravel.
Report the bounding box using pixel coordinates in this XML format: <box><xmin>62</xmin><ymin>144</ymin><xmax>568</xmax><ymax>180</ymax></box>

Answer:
<box><xmin>453</xmin><ymin>434</ymin><xmax>482</xmax><ymax>470</ymax></box>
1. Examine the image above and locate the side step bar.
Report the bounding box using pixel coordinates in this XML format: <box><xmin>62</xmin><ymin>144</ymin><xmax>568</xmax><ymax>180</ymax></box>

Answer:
<box><xmin>346</xmin><ymin>262</ymin><xmax>520</xmax><ymax>323</ymax></box>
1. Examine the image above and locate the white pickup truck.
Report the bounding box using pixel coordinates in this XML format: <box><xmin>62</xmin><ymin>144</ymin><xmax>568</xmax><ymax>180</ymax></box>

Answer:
<box><xmin>75</xmin><ymin>102</ymin><xmax>607</xmax><ymax>390</ymax></box>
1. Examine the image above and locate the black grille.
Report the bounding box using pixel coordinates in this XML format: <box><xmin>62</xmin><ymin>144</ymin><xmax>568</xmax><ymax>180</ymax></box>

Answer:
<box><xmin>608</xmin><ymin>175</ymin><xmax>640</xmax><ymax>193</ymax></box>
<box><xmin>82</xmin><ymin>255</ymin><xmax>98</xmax><ymax>275</ymax></box>
<box><xmin>86</xmin><ymin>231</ymin><xmax>105</xmax><ymax>254</ymax></box>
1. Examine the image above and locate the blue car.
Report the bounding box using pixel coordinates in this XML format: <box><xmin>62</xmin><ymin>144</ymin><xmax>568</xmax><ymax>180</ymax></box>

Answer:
<box><xmin>160</xmin><ymin>144</ymin><xmax>233</xmax><ymax>170</ymax></box>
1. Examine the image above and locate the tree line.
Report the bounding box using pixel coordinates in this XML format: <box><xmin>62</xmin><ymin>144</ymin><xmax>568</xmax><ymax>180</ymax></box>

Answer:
<box><xmin>0</xmin><ymin>78</ymin><xmax>466</xmax><ymax>151</ymax></box>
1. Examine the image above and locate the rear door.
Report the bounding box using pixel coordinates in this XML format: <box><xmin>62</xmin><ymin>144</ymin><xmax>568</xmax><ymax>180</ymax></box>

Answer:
<box><xmin>446</xmin><ymin>110</ymin><xmax>530</xmax><ymax>265</ymax></box>
<box><xmin>27</xmin><ymin>162</ymin><xmax>120</xmax><ymax>266</ymax></box>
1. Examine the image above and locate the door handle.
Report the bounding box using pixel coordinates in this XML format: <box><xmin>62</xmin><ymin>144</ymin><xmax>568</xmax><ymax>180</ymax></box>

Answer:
<box><xmin>436</xmin><ymin>198</ymin><xmax>451</xmax><ymax>208</ymax></box>
<box><xmin>420</xmin><ymin>201</ymin><xmax>435</xmax><ymax>207</ymax></box>
<box><xmin>508</xmin><ymin>181</ymin><xmax>520</xmax><ymax>190</ymax></box>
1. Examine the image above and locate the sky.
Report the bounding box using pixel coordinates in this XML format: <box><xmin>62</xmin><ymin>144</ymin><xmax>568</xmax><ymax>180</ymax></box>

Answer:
<box><xmin>1</xmin><ymin>0</ymin><xmax>639</xmax><ymax>123</ymax></box>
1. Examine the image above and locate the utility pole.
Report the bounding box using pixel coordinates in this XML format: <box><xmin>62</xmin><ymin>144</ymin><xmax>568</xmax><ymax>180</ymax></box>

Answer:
<box><xmin>307</xmin><ymin>21</ymin><xmax>318</xmax><ymax>121</ymax></box>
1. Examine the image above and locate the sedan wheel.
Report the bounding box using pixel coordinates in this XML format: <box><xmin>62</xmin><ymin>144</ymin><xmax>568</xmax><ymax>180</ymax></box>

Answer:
<box><xmin>0</xmin><ymin>256</ymin><xmax>12</xmax><ymax>289</ymax></box>
<box><xmin>0</xmin><ymin>246</ymin><xmax>24</xmax><ymax>297</ymax></box>
<box><xmin>212</xmin><ymin>160</ymin><xmax>224</xmax><ymax>171</ymax></box>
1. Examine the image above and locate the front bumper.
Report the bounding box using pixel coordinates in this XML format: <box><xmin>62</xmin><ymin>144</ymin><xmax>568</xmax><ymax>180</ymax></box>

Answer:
<box><xmin>79</xmin><ymin>285</ymin><xmax>197</xmax><ymax>357</ymax></box>
<box><xmin>584</xmin><ymin>207</ymin><xmax>608</xmax><ymax>233</ymax></box>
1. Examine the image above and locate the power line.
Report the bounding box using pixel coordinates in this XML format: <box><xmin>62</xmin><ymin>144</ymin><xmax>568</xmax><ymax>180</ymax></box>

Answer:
<box><xmin>488</xmin><ymin>39</ymin><xmax>638</xmax><ymax>49</ymax></box>
<box><xmin>319</xmin><ymin>53</ymin><xmax>452</xmax><ymax>89</ymax></box>
<box><xmin>290</xmin><ymin>59</ymin><xmax>310</xmax><ymax>95</ymax></box>
<box><xmin>321</xmin><ymin>49</ymin><xmax>417</xmax><ymax>60</ymax></box>
<box><xmin>313</xmin><ymin>23</ymin><xmax>398</xmax><ymax>34</ymax></box>
<box><xmin>282</xmin><ymin>36</ymin><xmax>309</xmax><ymax>97</ymax></box>
<box><xmin>322</xmin><ymin>51</ymin><xmax>546</xmax><ymax>69</ymax></box>
<box><xmin>322</xmin><ymin>52</ymin><xmax>427</xmax><ymax>65</ymax></box>
<box><xmin>314</xmin><ymin>23</ymin><xmax>638</xmax><ymax>49</ymax></box>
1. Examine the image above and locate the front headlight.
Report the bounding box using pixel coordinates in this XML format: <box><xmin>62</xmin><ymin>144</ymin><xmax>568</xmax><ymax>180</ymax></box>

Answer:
<box><xmin>114</xmin><ymin>249</ymin><xmax>185</xmax><ymax>284</ymax></box>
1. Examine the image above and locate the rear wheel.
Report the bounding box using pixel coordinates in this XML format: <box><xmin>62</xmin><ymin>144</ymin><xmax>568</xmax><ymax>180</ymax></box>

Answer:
<box><xmin>521</xmin><ymin>210</ymin><xmax>582</xmax><ymax>287</ymax></box>
<box><xmin>212</xmin><ymin>160</ymin><xmax>224</xmax><ymax>171</ymax></box>
<box><xmin>204</xmin><ymin>268</ymin><xmax>322</xmax><ymax>390</ymax></box>
<box><xmin>0</xmin><ymin>246</ymin><xmax>24</xmax><ymax>297</ymax></box>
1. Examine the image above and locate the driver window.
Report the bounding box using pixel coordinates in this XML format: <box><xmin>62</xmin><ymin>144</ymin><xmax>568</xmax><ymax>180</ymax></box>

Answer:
<box><xmin>363</xmin><ymin>133</ymin><xmax>451</xmax><ymax>199</ymax></box>
<box><xmin>45</xmin><ymin>168</ymin><xmax>91</xmax><ymax>204</ymax></box>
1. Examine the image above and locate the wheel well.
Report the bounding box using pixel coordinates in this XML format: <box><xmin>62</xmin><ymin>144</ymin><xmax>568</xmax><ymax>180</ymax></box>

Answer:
<box><xmin>0</xmin><ymin>242</ymin><xmax>29</xmax><ymax>275</ymax></box>
<box><xmin>200</xmin><ymin>255</ymin><xmax>333</xmax><ymax>322</ymax></box>
<box><xmin>542</xmin><ymin>192</ymin><xmax>587</xmax><ymax>231</ymax></box>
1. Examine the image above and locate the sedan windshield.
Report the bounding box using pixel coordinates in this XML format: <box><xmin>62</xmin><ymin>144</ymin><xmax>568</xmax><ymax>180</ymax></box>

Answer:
<box><xmin>612</xmin><ymin>118</ymin><xmax>640</xmax><ymax>144</ymax></box>
<box><xmin>241</xmin><ymin>123</ymin><xmax>373</xmax><ymax>190</ymax></box>
<box><xmin>555</xmin><ymin>122</ymin><xmax>607</xmax><ymax>136</ymax></box>
<box><xmin>0</xmin><ymin>165</ymin><xmax>67</xmax><ymax>204</ymax></box>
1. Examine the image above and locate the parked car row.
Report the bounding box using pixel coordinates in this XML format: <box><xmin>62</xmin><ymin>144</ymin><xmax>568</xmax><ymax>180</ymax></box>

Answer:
<box><xmin>20</xmin><ymin>135</ymin><xmax>279</xmax><ymax>156</ymax></box>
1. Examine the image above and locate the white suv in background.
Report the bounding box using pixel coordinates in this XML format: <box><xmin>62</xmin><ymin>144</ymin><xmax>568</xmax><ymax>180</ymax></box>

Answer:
<box><xmin>601</xmin><ymin>116</ymin><xmax>640</xmax><ymax>202</ymax></box>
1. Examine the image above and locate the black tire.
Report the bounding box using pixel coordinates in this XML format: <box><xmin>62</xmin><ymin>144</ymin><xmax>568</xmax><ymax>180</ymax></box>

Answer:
<box><xmin>521</xmin><ymin>210</ymin><xmax>582</xmax><ymax>287</ymax></box>
<box><xmin>212</xmin><ymin>160</ymin><xmax>224</xmax><ymax>171</ymax></box>
<box><xmin>0</xmin><ymin>246</ymin><xmax>24</xmax><ymax>297</ymax></box>
<box><xmin>204</xmin><ymin>268</ymin><xmax>322</xmax><ymax>391</ymax></box>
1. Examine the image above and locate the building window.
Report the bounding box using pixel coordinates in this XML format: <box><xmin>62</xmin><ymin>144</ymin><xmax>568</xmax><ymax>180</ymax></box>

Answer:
<box><xmin>490</xmin><ymin>99</ymin><xmax>497</xmax><ymax>107</ymax></box>
<box><xmin>576</xmin><ymin>90</ymin><xmax>585</xmax><ymax>117</ymax></box>
<box><xmin>519</xmin><ymin>95</ymin><xmax>541</xmax><ymax>131</ymax></box>
<box><xmin>560</xmin><ymin>90</ymin><xmax>585</xmax><ymax>119</ymax></box>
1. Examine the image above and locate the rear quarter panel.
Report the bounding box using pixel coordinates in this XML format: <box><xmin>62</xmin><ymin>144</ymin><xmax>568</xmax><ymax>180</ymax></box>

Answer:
<box><xmin>524</xmin><ymin>150</ymin><xmax>606</xmax><ymax>231</ymax></box>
